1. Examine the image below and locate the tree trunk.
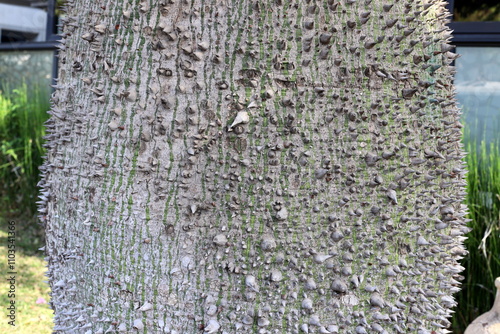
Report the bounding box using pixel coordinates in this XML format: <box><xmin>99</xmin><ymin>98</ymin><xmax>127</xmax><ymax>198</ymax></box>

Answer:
<box><xmin>40</xmin><ymin>0</ymin><xmax>468</xmax><ymax>333</ymax></box>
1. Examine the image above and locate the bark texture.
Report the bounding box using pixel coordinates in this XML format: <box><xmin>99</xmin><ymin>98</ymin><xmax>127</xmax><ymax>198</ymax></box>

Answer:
<box><xmin>40</xmin><ymin>0</ymin><xmax>468</xmax><ymax>333</ymax></box>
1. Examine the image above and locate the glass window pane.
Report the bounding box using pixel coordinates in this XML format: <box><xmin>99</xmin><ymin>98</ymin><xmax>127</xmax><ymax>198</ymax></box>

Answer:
<box><xmin>454</xmin><ymin>0</ymin><xmax>500</xmax><ymax>22</ymax></box>
<box><xmin>0</xmin><ymin>1</ymin><xmax>49</xmax><ymax>43</ymax></box>
<box><xmin>455</xmin><ymin>47</ymin><xmax>500</xmax><ymax>146</ymax></box>
<box><xmin>0</xmin><ymin>50</ymin><xmax>53</xmax><ymax>95</ymax></box>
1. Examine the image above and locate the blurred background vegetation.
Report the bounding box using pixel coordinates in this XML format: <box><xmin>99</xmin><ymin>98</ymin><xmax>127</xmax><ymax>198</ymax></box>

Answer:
<box><xmin>0</xmin><ymin>82</ymin><xmax>52</xmax><ymax>333</ymax></box>
<box><xmin>451</xmin><ymin>132</ymin><xmax>500</xmax><ymax>332</ymax></box>
<box><xmin>451</xmin><ymin>44</ymin><xmax>500</xmax><ymax>333</ymax></box>
<box><xmin>0</xmin><ymin>36</ymin><xmax>54</xmax><ymax>332</ymax></box>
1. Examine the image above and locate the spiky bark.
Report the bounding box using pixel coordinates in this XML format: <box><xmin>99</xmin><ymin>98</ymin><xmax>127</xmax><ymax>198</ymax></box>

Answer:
<box><xmin>40</xmin><ymin>0</ymin><xmax>468</xmax><ymax>333</ymax></box>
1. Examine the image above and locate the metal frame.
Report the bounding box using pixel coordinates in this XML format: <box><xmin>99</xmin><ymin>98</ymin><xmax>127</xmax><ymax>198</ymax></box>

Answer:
<box><xmin>0</xmin><ymin>41</ymin><xmax>58</xmax><ymax>51</ymax></box>
<box><xmin>46</xmin><ymin>0</ymin><xmax>58</xmax><ymax>42</ymax></box>
<box><xmin>0</xmin><ymin>0</ymin><xmax>59</xmax><ymax>47</ymax></box>
<box><xmin>0</xmin><ymin>0</ymin><xmax>58</xmax><ymax>85</ymax></box>
<box><xmin>447</xmin><ymin>0</ymin><xmax>500</xmax><ymax>45</ymax></box>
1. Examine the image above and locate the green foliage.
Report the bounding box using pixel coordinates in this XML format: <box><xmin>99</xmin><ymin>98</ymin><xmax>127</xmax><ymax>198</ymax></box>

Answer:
<box><xmin>0</xmin><ymin>84</ymin><xmax>52</xmax><ymax>332</ymax></box>
<box><xmin>452</xmin><ymin>132</ymin><xmax>500</xmax><ymax>333</ymax></box>
<box><xmin>0</xmin><ymin>84</ymin><xmax>50</xmax><ymax>219</ymax></box>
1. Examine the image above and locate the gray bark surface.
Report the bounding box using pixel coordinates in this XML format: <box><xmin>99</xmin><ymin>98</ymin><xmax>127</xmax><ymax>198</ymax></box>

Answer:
<box><xmin>39</xmin><ymin>0</ymin><xmax>468</xmax><ymax>333</ymax></box>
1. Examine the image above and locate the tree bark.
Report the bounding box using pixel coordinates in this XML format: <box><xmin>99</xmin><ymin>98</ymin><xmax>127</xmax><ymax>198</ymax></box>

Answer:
<box><xmin>40</xmin><ymin>0</ymin><xmax>468</xmax><ymax>333</ymax></box>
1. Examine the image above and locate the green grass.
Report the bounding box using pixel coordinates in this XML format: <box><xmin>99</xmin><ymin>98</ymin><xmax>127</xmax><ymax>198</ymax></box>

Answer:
<box><xmin>0</xmin><ymin>84</ymin><xmax>50</xmax><ymax>217</ymax></box>
<box><xmin>0</xmin><ymin>84</ymin><xmax>53</xmax><ymax>332</ymax></box>
<box><xmin>0</xmin><ymin>82</ymin><xmax>49</xmax><ymax>251</ymax></box>
<box><xmin>451</xmin><ymin>133</ymin><xmax>500</xmax><ymax>333</ymax></box>
<box><xmin>0</xmin><ymin>217</ymin><xmax>53</xmax><ymax>333</ymax></box>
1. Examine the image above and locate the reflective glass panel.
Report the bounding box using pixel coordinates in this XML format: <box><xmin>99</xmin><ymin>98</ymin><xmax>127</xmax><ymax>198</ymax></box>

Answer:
<box><xmin>0</xmin><ymin>50</ymin><xmax>53</xmax><ymax>94</ymax></box>
<box><xmin>0</xmin><ymin>1</ymin><xmax>49</xmax><ymax>43</ymax></box>
<box><xmin>454</xmin><ymin>0</ymin><xmax>500</xmax><ymax>22</ymax></box>
<box><xmin>455</xmin><ymin>47</ymin><xmax>500</xmax><ymax>146</ymax></box>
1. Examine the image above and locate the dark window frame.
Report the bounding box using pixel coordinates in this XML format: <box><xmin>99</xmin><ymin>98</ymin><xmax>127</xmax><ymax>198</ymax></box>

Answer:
<box><xmin>0</xmin><ymin>0</ymin><xmax>59</xmax><ymax>50</ymax></box>
<box><xmin>0</xmin><ymin>0</ymin><xmax>59</xmax><ymax>84</ymax></box>
<box><xmin>447</xmin><ymin>0</ymin><xmax>500</xmax><ymax>45</ymax></box>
